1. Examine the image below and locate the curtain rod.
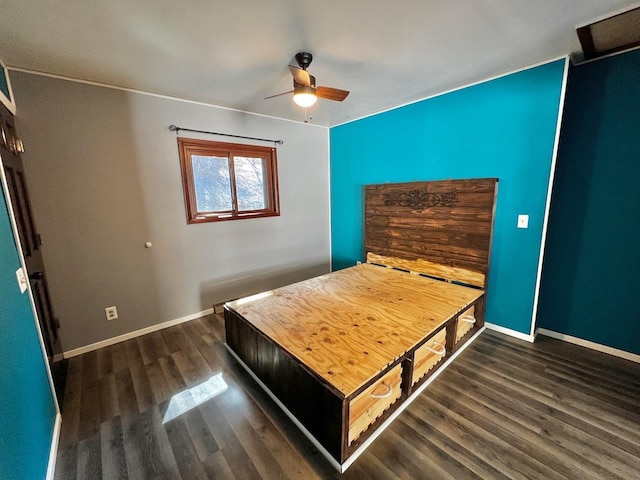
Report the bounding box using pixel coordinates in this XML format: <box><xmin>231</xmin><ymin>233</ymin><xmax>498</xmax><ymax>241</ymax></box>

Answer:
<box><xmin>169</xmin><ymin>125</ymin><xmax>283</xmax><ymax>145</ymax></box>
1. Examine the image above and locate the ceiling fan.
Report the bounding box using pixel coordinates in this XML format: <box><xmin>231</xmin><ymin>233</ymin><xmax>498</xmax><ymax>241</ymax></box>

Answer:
<box><xmin>265</xmin><ymin>52</ymin><xmax>350</xmax><ymax>108</ymax></box>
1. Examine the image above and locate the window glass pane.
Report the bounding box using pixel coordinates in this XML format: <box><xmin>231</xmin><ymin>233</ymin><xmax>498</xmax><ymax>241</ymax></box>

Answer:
<box><xmin>234</xmin><ymin>157</ymin><xmax>267</xmax><ymax>211</ymax></box>
<box><xmin>0</xmin><ymin>64</ymin><xmax>11</xmax><ymax>100</ymax></box>
<box><xmin>191</xmin><ymin>155</ymin><xmax>232</xmax><ymax>212</ymax></box>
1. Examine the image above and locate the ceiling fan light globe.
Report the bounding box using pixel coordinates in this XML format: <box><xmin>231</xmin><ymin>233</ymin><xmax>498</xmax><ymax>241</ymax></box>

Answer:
<box><xmin>293</xmin><ymin>86</ymin><xmax>317</xmax><ymax>107</ymax></box>
<box><xmin>293</xmin><ymin>93</ymin><xmax>317</xmax><ymax>107</ymax></box>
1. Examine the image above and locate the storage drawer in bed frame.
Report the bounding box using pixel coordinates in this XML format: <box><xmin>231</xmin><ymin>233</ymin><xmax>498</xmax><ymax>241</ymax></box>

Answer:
<box><xmin>348</xmin><ymin>363</ymin><xmax>402</xmax><ymax>444</ymax></box>
<box><xmin>412</xmin><ymin>328</ymin><xmax>447</xmax><ymax>385</ymax></box>
<box><xmin>456</xmin><ymin>305</ymin><xmax>477</xmax><ymax>343</ymax></box>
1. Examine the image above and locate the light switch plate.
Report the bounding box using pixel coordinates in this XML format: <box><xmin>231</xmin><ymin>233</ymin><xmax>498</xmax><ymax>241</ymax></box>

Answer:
<box><xmin>517</xmin><ymin>214</ymin><xmax>529</xmax><ymax>229</ymax></box>
<box><xmin>15</xmin><ymin>267</ymin><xmax>27</xmax><ymax>293</ymax></box>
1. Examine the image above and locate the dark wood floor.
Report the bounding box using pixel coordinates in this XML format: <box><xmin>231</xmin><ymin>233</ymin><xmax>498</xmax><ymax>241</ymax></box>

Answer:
<box><xmin>55</xmin><ymin>314</ymin><xmax>640</xmax><ymax>479</ymax></box>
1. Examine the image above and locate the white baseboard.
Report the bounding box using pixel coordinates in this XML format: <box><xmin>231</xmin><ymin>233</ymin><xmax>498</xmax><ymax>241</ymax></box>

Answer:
<box><xmin>485</xmin><ymin>322</ymin><xmax>536</xmax><ymax>343</ymax></box>
<box><xmin>63</xmin><ymin>308</ymin><xmax>214</xmax><ymax>358</ymax></box>
<box><xmin>536</xmin><ymin>328</ymin><xmax>640</xmax><ymax>364</ymax></box>
<box><xmin>46</xmin><ymin>412</ymin><xmax>61</xmax><ymax>480</ymax></box>
<box><xmin>227</xmin><ymin>326</ymin><xmax>485</xmax><ymax>472</ymax></box>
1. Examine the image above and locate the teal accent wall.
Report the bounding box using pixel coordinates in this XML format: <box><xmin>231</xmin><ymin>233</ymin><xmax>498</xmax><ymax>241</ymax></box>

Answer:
<box><xmin>537</xmin><ymin>50</ymin><xmax>640</xmax><ymax>354</ymax></box>
<box><xmin>0</xmin><ymin>184</ymin><xmax>56</xmax><ymax>479</ymax></box>
<box><xmin>330</xmin><ymin>60</ymin><xmax>566</xmax><ymax>334</ymax></box>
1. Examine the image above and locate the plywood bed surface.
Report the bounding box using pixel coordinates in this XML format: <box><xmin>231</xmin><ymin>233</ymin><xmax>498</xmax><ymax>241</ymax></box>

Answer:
<box><xmin>226</xmin><ymin>263</ymin><xmax>483</xmax><ymax>397</ymax></box>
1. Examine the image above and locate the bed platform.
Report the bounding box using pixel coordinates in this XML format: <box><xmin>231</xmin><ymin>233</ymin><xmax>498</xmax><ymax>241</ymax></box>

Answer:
<box><xmin>225</xmin><ymin>178</ymin><xmax>498</xmax><ymax>471</ymax></box>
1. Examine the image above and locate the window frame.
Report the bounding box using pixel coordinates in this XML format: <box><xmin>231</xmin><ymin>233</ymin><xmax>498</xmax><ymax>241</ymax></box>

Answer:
<box><xmin>177</xmin><ymin>137</ymin><xmax>280</xmax><ymax>224</ymax></box>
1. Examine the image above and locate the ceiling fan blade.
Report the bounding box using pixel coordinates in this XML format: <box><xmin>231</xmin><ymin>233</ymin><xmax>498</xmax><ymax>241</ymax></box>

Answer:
<box><xmin>264</xmin><ymin>90</ymin><xmax>293</xmax><ymax>100</ymax></box>
<box><xmin>316</xmin><ymin>86</ymin><xmax>350</xmax><ymax>102</ymax></box>
<box><xmin>288</xmin><ymin>66</ymin><xmax>311</xmax><ymax>86</ymax></box>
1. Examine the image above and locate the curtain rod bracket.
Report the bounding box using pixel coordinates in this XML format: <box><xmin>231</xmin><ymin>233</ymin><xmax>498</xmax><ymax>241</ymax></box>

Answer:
<box><xmin>168</xmin><ymin>124</ymin><xmax>283</xmax><ymax>145</ymax></box>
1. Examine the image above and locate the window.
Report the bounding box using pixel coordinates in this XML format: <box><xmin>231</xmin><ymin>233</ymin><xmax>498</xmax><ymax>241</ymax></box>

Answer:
<box><xmin>177</xmin><ymin>138</ymin><xmax>280</xmax><ymax>224</ymax></box>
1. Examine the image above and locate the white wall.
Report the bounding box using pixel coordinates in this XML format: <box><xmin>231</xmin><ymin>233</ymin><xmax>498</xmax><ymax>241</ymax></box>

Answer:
<box><xmin>12</xmin><ymin>72</ymin><xmax>331</xmax><ymax>351</ymax></box>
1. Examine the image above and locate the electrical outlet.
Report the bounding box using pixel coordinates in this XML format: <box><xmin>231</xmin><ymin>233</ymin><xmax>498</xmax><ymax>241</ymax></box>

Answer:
<box><xmin>105</xmin><ymin>306</ymin><xmax>118</xmax><ymax>321</ymax></box>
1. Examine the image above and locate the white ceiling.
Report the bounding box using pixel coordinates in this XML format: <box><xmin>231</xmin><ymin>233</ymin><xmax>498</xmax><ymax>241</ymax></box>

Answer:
<box><xmin>0</xmin><ymin>0</ymin><xmax>637</xmax><ymax>126</ymax></box>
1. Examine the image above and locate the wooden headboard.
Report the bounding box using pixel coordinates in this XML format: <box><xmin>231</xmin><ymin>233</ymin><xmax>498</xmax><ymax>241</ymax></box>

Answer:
<box><xmin>365</xmin><ymin>178</ymin><xmax>498</xmax><ymax>289</ymax></box>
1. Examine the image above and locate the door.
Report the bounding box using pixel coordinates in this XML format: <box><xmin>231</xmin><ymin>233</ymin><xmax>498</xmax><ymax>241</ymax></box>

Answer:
<box><xmin>0</xmin><ymin>103</ymin><xmax>62</xmax><ymax>363</ymax></box>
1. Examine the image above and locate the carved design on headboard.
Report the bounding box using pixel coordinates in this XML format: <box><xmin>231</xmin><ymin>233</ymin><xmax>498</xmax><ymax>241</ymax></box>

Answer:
<box><xmin>384</xmin><ymin>191</ymin><xmax>459</xmax><ymax>208</ymax></box>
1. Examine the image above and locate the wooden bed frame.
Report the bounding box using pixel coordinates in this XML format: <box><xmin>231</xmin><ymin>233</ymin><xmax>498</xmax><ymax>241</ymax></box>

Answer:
<box><xmin>224</xmin><ymin>178</ymin><xmax>498</xmax><ymax>471</ymax></box>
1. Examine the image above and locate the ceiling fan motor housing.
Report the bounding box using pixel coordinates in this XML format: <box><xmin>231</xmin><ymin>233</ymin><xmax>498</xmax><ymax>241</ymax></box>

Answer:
<box><xmin>295</xmin><ymin>52</ymin><xmax>313</xmax><ymax>70</ymax></box>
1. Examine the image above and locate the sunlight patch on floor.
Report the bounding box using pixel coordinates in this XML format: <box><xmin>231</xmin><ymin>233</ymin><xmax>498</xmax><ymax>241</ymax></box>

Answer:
<box><xmin>163</xmin><ymin>373</ymin><xmax>228</xmax><ymax>423</ymax></box>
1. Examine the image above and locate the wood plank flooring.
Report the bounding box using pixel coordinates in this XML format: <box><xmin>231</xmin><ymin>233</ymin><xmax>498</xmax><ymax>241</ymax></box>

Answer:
<box><xmin>55</xmin><ymin>315</ymin><xmax>640</xmax><ymax>479</ymax></box>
